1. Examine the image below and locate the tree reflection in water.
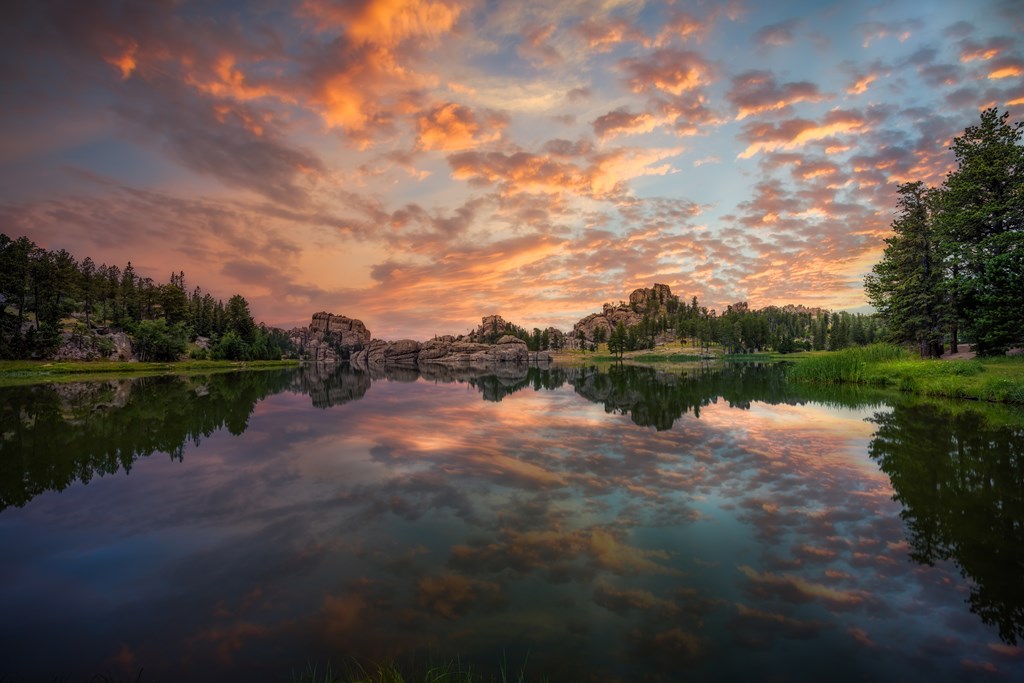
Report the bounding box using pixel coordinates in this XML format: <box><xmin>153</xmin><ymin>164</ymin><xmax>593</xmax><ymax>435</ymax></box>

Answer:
<box><xmin>868</xmin><ymin>400</ymin><xmax>1024</xmax><ymax>645</ymax></box>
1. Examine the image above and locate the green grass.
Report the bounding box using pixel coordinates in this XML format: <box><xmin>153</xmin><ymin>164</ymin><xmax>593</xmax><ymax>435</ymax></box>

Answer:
<box><xmin>0</xmin><ymin>358</ymin><xmax>300</xmax><ymax>386</ymax></box>
<box><xmin>721</xmin><ymin>352</ymin><xmax>773</xmax><ymax>361</ymax></box>
<box><xmin>787</xmin><ymin>343</ymin><xmax>1024</xmax><ymax>403</ymax></box>
<box><xmin>627</xmin><ymin>353</ymin><xmax>705</xmax><ymax>362</ymax></box>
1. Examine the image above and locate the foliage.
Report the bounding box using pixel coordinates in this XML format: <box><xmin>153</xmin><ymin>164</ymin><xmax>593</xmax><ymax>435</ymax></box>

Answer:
<box><xmin>0</xmin><ymin>233</ymin><xmax>298</xmax><ymax>361</ymax></box>
<box><xmin>788</xmin><ymin>345</ymin><xmax>1024</xmax><ymax>403</ymax></box>
<box><xmin>133</xmin><ymin>319</ymin><xmax>188</xmax><ymax>361</ymax></box>
<box><xmin>607</xmin><ymin>321</ymin><xmax>627</xmax><ymax>358</ymax></box>
<box><xmin>865</xmin><ymin>182</ymin><xmax>945</xmax><ymax>357</ymax></box>
<box><xmin>787</xmin><ymin>344</ymin><xmax>912</xmax><ymax>384</ymax></box>
<box><xmin>867</xmin><ymin>107</ymin><xmax>1024</xmax><ymax>357</ymax></box>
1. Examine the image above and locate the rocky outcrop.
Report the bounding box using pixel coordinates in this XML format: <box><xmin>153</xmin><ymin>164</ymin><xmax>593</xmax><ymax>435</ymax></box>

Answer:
<box><xmin>629</xmin><ymin>283</ymin><xmax>673</xmax><ymax>311</ymax></box>
<box><xmin>352</xmin><ymin>338</ymin><xmax>422</xmax><ymax>367</ymax></box>
<box><xmin>352</xmin><ymin>333</ymin><xmax>551</xmax><ymax>369</ymax></box>
<box><xmin>466</xmin><ymin>315</ymin><xmax>516</xmax><ymax>343</ymax></box>
<box><xmin>289</xmin><ymin>312</ymin><xmax>370</xmax><ymax>362</ymax></box>
<box><xmin>571</xmin><ymin>283</ymin><xmax>680</xmax><ymax>348</ymax></box>
<box><xmin>53</xmin><ymin>331</ymin><xmax>134</xmax><ymax>361</ymax></box>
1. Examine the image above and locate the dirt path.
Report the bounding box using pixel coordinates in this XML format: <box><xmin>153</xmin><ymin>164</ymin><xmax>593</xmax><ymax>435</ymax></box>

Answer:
<box><xmin>943</xmin><ymin>343</ymin><xmax>976</xmax><ymax>360</ymax></box>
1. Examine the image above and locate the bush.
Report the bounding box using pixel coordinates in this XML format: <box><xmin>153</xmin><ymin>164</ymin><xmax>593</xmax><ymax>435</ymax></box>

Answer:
<box><xmin>133</xmin><ymin>319</ymin><xmax>188</xmax><ymax>361</ymax></box>
<box><xmin>212</xmin><ymin>330</ymin><xmax>251</xmax><ymax>361</ymax></box>
<box><xmin>92</xmin><ymin>336</ymin><xmax>115</xmax><ymax>357</ymax></box>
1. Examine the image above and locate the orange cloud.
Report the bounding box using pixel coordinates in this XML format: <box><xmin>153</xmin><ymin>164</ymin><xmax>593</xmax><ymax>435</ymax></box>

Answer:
<box><xmin>447</xmin><ymin>145</ymin><xmax>681</xmax><ymax>199</ymax></box>
<box><xmin>187</xmin><ymin>55</ymin><xmax>278</xmax><ymax>102</ymax></box>
<box><xmin>988</xmin><ymin>60</ymin><xmax>1023</xmax><ymax>79</ymax></box>
<box><xmin>415</xmin><ymin>102</ymin><xmax>507</xmax><ymax>151</ymax></box>
<box><xmin>846</xmin><ymin>73</ymin><xmax>876</xmax><ymax>95</ymax></box>
<box><xmin>727</xmin><ymin>70</ymin><xmax>828</xmax><ymax>120</ymax></box>
<box><xmin>592</xmin><ymin>108</ymin><xmax>663</xmax><ymax>139</ymax></box>
<box><xmin>739</xmin><ymin>111</ymin><xmax>869</xmax><ymax>159</ymax></box>
<box><xmin>300</xmin><ymin>0</ymin><xmax>462</xmax><ymax>47</ymax></box>
<box><xmin>621</xmin><ymin>49</ymin><xmax>714</xmax><ymax>95</ymax></box>
<box><xmin>576</xmin><ymin>17</ymin><xmax>646</xmax><ymax>51</ymax></box>
<box><xmin>104</xmin><ymin>39</ymin><xmax>138</xmax><ymax>80</ymax></box>
<box><xmin>959</xmin><ymin>36</ymin><xmax>1014</xmax><ymax>62</ymax></box>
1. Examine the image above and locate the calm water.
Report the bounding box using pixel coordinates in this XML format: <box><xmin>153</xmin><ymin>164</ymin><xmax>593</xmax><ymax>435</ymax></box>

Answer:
<box><xmin>1</xmin><ymin>364</ymin><xmax>1022</xmax><ymax>682</ymax></box>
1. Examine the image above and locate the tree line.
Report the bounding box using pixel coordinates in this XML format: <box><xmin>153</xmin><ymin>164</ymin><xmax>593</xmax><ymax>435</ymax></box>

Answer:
<box><xmin>866</xmin><ymin>108</ymin><xmax>1023</xmax><ymax>357</ymax></box>
<box><xmin>577</xmin><ymin>295</ymin><xmax>882</xmax><ymax>358</ymax></box>
<box><xmin>0</xmin><ymin>234</ymin><xmax>294</xmax><ymax>361</ymax></box>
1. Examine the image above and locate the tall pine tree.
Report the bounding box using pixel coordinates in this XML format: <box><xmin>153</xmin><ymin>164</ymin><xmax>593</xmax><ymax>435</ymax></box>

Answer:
<box><xmin>936</xmin><ymin>108</ymin><xmax>1024</xmax><ymax>355</ymax></box>
<box><xmin>865</xmin><ymin>181</ymin><xmax>946</xmax><ymax>357</ymax></box>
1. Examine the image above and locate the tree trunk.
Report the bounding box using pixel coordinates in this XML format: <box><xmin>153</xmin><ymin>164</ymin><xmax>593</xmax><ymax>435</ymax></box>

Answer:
<box><xmin>950</xmin><ymin>322</ymin><xmax>958</xmax><ymax>356</ymax></box>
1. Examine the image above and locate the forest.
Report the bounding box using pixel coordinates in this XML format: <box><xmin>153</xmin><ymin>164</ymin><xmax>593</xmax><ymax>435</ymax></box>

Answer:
<box><xmin>0</xmin><ymin>235</ymin><xmax>293</xmax><ymax>361</ymax></box>
<box><xmin>866</xmin><ymin>108</ymin><xmax>1024</xmax><ymax>357</ymax></box>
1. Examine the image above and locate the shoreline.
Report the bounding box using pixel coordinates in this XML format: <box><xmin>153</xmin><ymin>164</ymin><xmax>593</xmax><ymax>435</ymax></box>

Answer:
<box><xmin>3</xmin><ymin>348</ymin><xmax>1022</xmax><ymax>406</ymax></box>
<box><xmin>0</xmin><ymin>359</ymin><xmax>300</xmax><ymax>386</ymax></box>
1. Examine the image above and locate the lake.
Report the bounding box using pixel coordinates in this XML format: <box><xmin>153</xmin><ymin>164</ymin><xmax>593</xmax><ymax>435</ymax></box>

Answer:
<box><xmin>1</xmin><ymin>363</ymin><xmax>1022</xmax><ymax>682</ymax></box>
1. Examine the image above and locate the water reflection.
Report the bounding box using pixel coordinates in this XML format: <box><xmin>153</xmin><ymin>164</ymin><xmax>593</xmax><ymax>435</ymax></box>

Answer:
<box><xmin>0</xmin><ymin>364</ymin><xmax>1022</xmax><ymax>681</ymax></box>
<box><xmin>869</xmin><ymin>400</ymin><xmax>1024</xmax><ymax>646</ymax></box>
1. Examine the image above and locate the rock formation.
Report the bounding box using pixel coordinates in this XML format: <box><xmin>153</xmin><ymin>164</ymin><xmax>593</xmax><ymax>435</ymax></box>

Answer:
<box><xmin>352</xmin><ymin>333</ymin><xmax>552</xmax><ymax>368</ymax></box>
<box><xmin>571</xmin><ymin>283</ymin><xmax>679</xmax><ymax>348</ymax></box>
<box><xmin>288</xmin><ymin>312</ymin><xmax>370</xmax><ymax>362</ymax></box>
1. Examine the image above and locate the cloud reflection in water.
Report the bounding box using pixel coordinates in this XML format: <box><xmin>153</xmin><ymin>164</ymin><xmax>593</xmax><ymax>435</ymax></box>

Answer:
<box><xmin>0</xmin><ymin>364</ymin><xmax>1022</xmax><ymax>681</ymax></box>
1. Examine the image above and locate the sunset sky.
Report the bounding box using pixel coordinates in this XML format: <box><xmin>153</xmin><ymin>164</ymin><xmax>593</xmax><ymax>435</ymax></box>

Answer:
<box><xmin>2</xmin><ymin>0</ymin><xmax>1022</xmax><ymax>338</ymax></box>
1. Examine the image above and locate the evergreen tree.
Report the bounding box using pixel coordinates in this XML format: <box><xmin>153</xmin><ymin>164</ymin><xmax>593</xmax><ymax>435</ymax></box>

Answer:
<box><xmin>865</xmin><ymin>181</ymin><xmax>946</xmax><ymax>357</ymax></box>
<box><xmin>608</xmin><ymin>321</ymin><xmax>627</xmax><ymax>359</ymax></box>
<box><xmin>936</xmin><ymin>108</ymin><xmax>1024</xmax><ymax>355</ymax></box>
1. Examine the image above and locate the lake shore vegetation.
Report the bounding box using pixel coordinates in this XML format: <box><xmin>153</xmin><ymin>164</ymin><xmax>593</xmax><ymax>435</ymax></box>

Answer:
<box><xmin>0</xmin><ymin>358</ymin><xmax>299</xmax><ymax>386</ymax></box>
<box><xmin>787</xmin><ymin>343</ymin><xmax>1024</xmax><ymax>403</ymax></box>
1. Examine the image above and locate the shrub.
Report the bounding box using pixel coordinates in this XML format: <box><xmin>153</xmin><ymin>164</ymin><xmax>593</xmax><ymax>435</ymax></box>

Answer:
<box><xmin>133</xmin><ymin>319</ymin><xmax>188</xmax><ymax>361</ymax></box>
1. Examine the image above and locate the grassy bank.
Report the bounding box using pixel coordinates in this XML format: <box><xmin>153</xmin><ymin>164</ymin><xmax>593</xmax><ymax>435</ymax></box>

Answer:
<box><xmin>787</xmin><ymin>344</ymin><xmax>1024</xmax><ymax>403</ymax></box>
<box><xmin>0</xmin><ymin>358</ymin><xmax>300</xmax><ymax>386</ymax></box>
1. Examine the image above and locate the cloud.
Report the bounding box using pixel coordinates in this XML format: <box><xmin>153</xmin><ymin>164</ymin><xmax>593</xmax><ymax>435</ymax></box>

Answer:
<box><xmin>986</xmin><ymin>56</ymin><xmax>1024</xmax><ymax>79</ymax></box>
<box><xmin>857</xmin><ymin>19</ymin><xmax>923</xmax><ymax>48</ymax></box>
<box><xmin>592</xmin><ymin>108</ymin><xmax>663</xmax><ymax>139</ymax></box>
<box><xmin>575</xmin><ymin>16</ymin><xmax>646</xmax><ymax>52</ymax></box>
<box><xmin>299</xmin><ymin>0</ymin><xmax>463</xmax><ymax>48</ymax></box>
<box><xmin>114</xmin><ymin>85</ymin><xmax>326</xmax><ymax>207</ymax></box>
<box><xmin>447</xmin><ymin>144</ymin><xmax>681</xmax><ymax>199</ymax></box>
<box><xmin>415</xmin><ymin>102</ymin><xmax>508</xmax><ymax>151</ymax></box>
<box><xmin>738</xmin><ymin>109</ymin><xmax>872</xmax><ymax>159</ymax></box>
<box><xmin>958</xmin><ymin>36</ymin><xmax>1015</xmax><ymax>63</ymax></box>
<box><xmin>727</xmin><ymin>70</ymin><xmax>829</xmax><ymax>120</ymax></box>
<box><xmin>620</xmin><ymin>49</ymin><xmax>715</xmax><ymax>96</ymax></box>
<box><xmin>754</xmin><ymin>19</ymin><xmax>799</xmax><ymax>48</ymax></box>
<box><xmin>516</xmin><ymin>23</ymin><xmax>563</xmax><ymax>67</ymax></box>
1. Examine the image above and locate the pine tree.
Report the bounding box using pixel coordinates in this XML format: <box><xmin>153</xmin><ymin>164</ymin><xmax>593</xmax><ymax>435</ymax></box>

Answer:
<box><xmin>865</xmin><ymin>182</ymin><xmax>946</xmax><ymax>357</ymax></box>
<box><xmin>936</xmin><ymin>108</ymin><xmax>1024</xmax><ymax>355</ymax></box>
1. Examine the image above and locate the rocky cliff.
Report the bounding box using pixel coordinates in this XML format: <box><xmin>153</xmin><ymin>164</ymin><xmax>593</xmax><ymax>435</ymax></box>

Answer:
<box><xmin>288</xmin><ymin>312</ymin><xmax>371</xmax><ymax>362</ymax></box>
<box><xmin>571</xmin><ymin>283</ymin><xmax>679</xmax><ymax>347</ymax></box>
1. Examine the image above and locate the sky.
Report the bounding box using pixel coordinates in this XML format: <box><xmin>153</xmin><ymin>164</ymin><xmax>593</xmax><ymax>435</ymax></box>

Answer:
<box><xmin>1</xmin><ymin>0</ymin><xmax>1022</xmax><ymax>339</ymax></box>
